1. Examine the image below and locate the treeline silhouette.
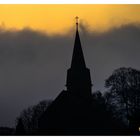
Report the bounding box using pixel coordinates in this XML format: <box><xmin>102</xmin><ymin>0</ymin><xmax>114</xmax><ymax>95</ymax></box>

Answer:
<box><xmin>1</xmin><ymin>67</ymin><xmax>140</xmax><ymax>135</ymax></box>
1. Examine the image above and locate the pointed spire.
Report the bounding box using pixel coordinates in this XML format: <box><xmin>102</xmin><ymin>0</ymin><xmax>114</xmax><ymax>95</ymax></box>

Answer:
<box><xmin>71</xmin><ymin>17</ymin><xmax>86</xmax><ymax>69</ymax></box>
<box><xmin>66</xmin><ymin>17</ymin><xmax>92</xmax><ymax>99</ymax></box>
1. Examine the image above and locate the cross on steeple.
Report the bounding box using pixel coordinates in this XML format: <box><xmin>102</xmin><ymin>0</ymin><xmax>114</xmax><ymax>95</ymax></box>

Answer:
<box><xmin>75</xmin><ymin>16</ymin><xmax>79</xmax><ymax>30</ymax></box>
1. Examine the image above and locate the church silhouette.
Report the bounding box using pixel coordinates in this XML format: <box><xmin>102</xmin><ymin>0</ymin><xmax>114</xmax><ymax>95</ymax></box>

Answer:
<box><xmin>38</xmin><ymin>18</ymin><xmax>121</xmax><ymax>135</ymax></box>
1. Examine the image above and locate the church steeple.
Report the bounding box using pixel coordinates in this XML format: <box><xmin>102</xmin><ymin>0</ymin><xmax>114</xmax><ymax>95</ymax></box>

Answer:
<box><xmin>66</xmin><ymin>17</ymin><xmax>92</xmax><ymax>99</ymax></box>
<box><xmin>71</xmin><ymin>16</ymin><xmax>86</xmax><ymax>69</ymax></box>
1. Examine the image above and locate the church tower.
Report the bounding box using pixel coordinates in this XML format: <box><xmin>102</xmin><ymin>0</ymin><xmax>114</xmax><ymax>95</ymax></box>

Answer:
<box><xmin>66</xmin><ymin>17</ymin><xmax>92</xmax><ymax>99</ymax></box>
<box><xmin>38</xmin><ymin>18</ymin><xmax>94</xmax><ymax>135</ymax></box>
<box><xmin>39</xmin><ymin>18</ymin><xmax>120</xmax><ymax>135</ymax></box>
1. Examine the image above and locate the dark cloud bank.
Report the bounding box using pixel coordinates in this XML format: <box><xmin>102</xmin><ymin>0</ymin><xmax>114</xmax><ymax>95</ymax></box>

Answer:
<box><xmin>0</xmin><ymin>24</ymin><xmax>140</xmax><ymax>127</ymax></box>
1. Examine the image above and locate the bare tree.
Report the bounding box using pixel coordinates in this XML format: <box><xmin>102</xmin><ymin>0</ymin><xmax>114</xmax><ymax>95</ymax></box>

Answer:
<box><xmin>105</xmin><ymin>67</ymin><xmax>140</xmax><ymax>131</ymax></box>
<box><xmin>16</xmin><ymin>100</ymin><xmax>52</xmax><ymax>135</ymax></box>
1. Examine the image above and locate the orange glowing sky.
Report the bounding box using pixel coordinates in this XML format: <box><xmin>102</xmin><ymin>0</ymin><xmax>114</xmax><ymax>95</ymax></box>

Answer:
<box><xmin>0</xmin><ymin>4</ymin><xmax>140</xmax><ymax>34</ymax></box>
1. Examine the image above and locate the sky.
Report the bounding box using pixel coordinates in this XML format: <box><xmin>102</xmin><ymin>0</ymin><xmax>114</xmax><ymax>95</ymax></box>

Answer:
<box><xmin>0</xmin><ymin>5</ymin><xmax>140</xmax><ymax>34</ymax></box>
<box><xmin>0</xmin><ymin>4</ymin><xmax>140</xmax><ymax>127</ymax></box>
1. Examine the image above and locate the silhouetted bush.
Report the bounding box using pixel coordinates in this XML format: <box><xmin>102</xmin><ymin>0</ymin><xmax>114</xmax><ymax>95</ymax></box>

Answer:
<box><xmin>0</xmin><ymin>127</ymin><xmax>15</xmax><ymax>135</ymax></box>
<box><xmin>16</xmin><ymin>100</ymin><xmax>52</xmax><ymax>135</ymax></box>
<box><xmin>15</xmin><ymin>118</ymin><xmax>26</xmax><ymax>135</ymax></box>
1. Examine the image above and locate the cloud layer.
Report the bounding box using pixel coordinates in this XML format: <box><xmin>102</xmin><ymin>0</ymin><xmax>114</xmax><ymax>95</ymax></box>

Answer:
<box><xmin>0</xmin><ymin>24</ymin><xmax>140</xmax><ymax>127</ymax></box>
